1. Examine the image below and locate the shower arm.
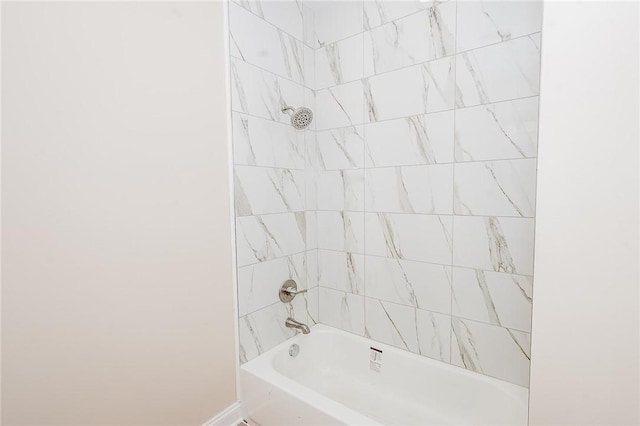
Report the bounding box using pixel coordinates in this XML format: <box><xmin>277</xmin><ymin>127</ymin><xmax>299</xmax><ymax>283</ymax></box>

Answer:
<box><xmin>281</xmin><ymin>105</ymin><xmax>296</xmax><ymax>115</ymax></box>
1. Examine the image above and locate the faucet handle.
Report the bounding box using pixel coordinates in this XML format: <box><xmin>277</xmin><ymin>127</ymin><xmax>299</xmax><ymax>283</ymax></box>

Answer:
<box><xmin>282</xmin><ymin>287</ymin><xmax>307</xmax><ymax>295</ymax></box>
<box><xmin>279</xmin><ymin>279</ymin><xmax>306</xmax><ymax>303</ymax></box>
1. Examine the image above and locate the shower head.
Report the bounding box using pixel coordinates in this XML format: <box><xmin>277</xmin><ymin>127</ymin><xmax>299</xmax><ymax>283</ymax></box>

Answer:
<box><xmin>282</xmin><ymin>105</ymin><xmax>313</xmax><ymax>130</ymax></box>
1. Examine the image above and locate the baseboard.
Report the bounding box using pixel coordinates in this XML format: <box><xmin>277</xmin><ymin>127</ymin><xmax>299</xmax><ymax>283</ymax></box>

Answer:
<box><xmin>203</xmin><ymin>401</ymin><xmax>242</xmax><ymax>426</ymax></box>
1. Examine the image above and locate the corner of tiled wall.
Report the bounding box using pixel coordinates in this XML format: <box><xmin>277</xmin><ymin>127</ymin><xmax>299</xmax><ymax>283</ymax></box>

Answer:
<box><xmin>229</xmin><ymin>0</ymin><xmax>318</xmax><ymax>364</ymax></box>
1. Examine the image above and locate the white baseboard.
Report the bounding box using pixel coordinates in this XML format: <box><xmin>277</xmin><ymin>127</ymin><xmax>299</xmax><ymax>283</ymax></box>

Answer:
<box><xmin>203</xmin><ymin>401</ymin><xmax>242</xmax><ymax>426</ymax></box>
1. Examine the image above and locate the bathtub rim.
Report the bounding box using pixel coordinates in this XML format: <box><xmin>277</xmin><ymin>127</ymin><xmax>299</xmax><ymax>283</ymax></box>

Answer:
<box><xmin>240</xmin><ymin>323</ymin><xmax>529</xmax><ymax>425</ymax></box>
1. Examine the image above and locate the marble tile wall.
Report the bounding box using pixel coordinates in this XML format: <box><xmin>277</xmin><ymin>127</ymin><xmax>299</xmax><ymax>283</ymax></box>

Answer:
<box><xmin>228</xmin><ymin>0</ymin><xmax>541</xmax><ymax>388</ymax></box>
<box><xmin>229</xmin><ymin>0</ymin><xmax>318</xmax><ymax>364</ymax></box>
<box><xmin>308</xmin><ymin>0</ymin><xmax>542</xmax><ymax>388</ymax></box>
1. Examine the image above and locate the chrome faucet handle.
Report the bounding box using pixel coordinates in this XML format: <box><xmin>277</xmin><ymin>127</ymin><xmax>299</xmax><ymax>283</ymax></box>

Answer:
<box><xmin>282</xmin><ymin>287</ymin><xmax>307</xmax><ymax>295</ymax></box>
<box><xmin>279</xmin><ymin>279</ymin><xmax>306</xmax><ymax>303</ymax></box>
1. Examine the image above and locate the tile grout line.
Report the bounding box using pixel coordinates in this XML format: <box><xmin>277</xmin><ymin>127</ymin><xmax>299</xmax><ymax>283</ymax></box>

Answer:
<box><xmin>231</xmin><ymin>55</ymin><xmax>315</xmax><ymax>92</ymax></box>
<box><xmin>234</xmin><ymin>92</ymin><xmax>540</xmax><ymax>132</ymax></box>
<box><xmin>361</xmin><ymin>0</ymin><xmax>367</xmax><ymax>338</ymax></box>
<box><xmin>302</xmin><ymin>34</ymin><xmax>310</xmax><ymax>326</ymax></box>
<box><xmin>312</xmin><ymin>94</ymin><xmax>541</xmax><ymax>132</ymax></box>
<box><xmin>312</xmin><ymin>288</ymin><xmax>532</xmax><ymax>369</ymax></box>
<box><xmin>318</xmin><ymin>1</ymin><xmax>539</xmax><ymax>52</ymax></box>
<box><xmin>314</xmin><ymin>247</ymin><xmax>534</xmax><ymax>279</ymax></box>
<box><xmin>305</xmin><ymin>156</ymin><xmax>539</xmax><ymax>172</ymax></box>
<box><xmin>313</xmin><ymin>210</ymin><xmax>536</xmax><ymax>219</ymax></box>
<box><xmin>315</xmin><ymin>31</ymin><xmax>542</xmax><ymax>91</ymax></box>
<box><xmin>311</xmin><ymin>288</ymin><xmax>534</xmax><ymax>335</ymax></box>
<box><xmin>449</xmin><ymin>0</ymin><xmax>459</xmax><ymax>366</ymax></box>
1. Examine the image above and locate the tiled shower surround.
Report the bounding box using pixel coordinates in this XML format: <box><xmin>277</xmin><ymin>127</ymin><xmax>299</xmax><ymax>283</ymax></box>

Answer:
<box><xmin>230</xmin><ymin>0</ymin><xmax>542</xmax><ymax>388</ymax></box>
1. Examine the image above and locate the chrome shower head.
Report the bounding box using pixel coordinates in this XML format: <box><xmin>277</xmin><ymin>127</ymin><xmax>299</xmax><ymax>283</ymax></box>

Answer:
<box><xmin>282</xmin><ymin>105</ymin><xmax>313</xmax><ymax>130</ymax></box>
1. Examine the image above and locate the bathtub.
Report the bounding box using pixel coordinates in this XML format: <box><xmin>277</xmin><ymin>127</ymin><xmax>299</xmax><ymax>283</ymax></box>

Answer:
<box><xmin>240</xmin><ymin>324</ymin><xmax>528</xmax><ymax>425</ymax></box>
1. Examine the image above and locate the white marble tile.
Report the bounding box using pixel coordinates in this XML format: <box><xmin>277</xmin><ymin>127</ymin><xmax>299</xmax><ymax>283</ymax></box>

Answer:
<box><xmin>416</xmin><ymin>308</ymin><xmax>451</xmax><ymax>362</ymax></box>
<box><xmin>363</xmin><ymin>3</ymin><xmax>456</xmax><ymax>76</ymax></box>
<box><xmin>316</xmin><ymin>80</ymin><xmax>365</xmax><ymax>130</ymax></box>
<box><xmin>318</xmin><ymin>250</ymin><xmax>365</xmax><ymax>295</ymax></box>
<box><xmin>366</xmin><ymin>66</ymin><xmax>424</xmax><ymax>121</ymax></box>
<box><xmin>262</xmin><ymin>1</ymin><xmax>305</xmax><ymax>42</ymax></box>
<box><xmin>231</xmin><ymin>0</ymin><xmax>265</xmax><ymax>21</ymax></box>
<box><xmin>316</xmin><ymin>126</ymin><xmax>365</xmax><ymax>170</ymax></box>
<box><xmin>365</xmin><ymin>256</ymin><xmax>452</xmax><ymax>313</ymax></box>
<box><xmin>316</xmin><ymin>34</ymin><xmax>364</xmax><ymax>89</ymax></box>
<box><xmin>301</xmin><ymin>1</ymin><xmax>317</xmax><ymax>48</ymax></box>
<box><xmin>306</xmin><ymin>249</ymin><xmax>318</xmax><ymax>288</ymax></box>
<box><xmin>365</xmin><ymin>213</ymin><xmax>452</xmax><ymax>264</ymax></box>
<box><xmin>455</xmin><ymin>97</ymin><xmax>539</xmax><ymax>162</ymax></box>
<box><xmin>305</xmin><ymin>131</ymin><xmax>320</xmax><ymax>212</ymax></box>
<box><xmin>230</xmin><ymin>2</ymin><xmax>304</xmax><ymax>84</ymax></box>
<box><xmin>239</xmin><ymin>297</ymin><xmax>308</xmax><ymax>363</ymax></box>
<box><xmin>233</xmin><ymin>0</ymin><xmax>305</xmax><ymax>42</ymax></box>
<box><xmin>365</xmin><ymin>299</ymin><xmax>451</xmax><ymax>362</ymax></box>
<box><xmin>453</xmin><ymin>216</ymin><xmax>535</xmax><ymax>275</ymax></box>
<box><xmin>456</xmin><ymin>34</ymin><xmax>541</xmax><ymax>108</ymax></box>
<box><xmin>366</xmin><ymin>57</ymin><xmax>455</xmax><ymax>122</ymax></box>
<box><xmin>306</xmin><ymin>211</ymin><xmax>318</xmax><ymax>250</ymax></box>
<box><xmin>317</xmin><ymin>211</ymin><xmax>365</xmax><ymax>253</ymax></box>
<box><xmin>454</xmin><ymin>159</ymin><xmax>537</xmax><ymax>217</ymax></box>
<box><xmin>312</xmin><ymin>1</ymin><xmax>363</xmax><ymax>46</ymax></box>
<box><xmin>363</xmin><ymin>0</ymin><xmax>436</xmax><ymax>30</ymax></box>
<box><xmin>451</xmin><ymin>317</ymin><xmax>531</xmax><ymax>387</ymax></box>
<box><xmin>234</xmin><ymin>166</ymin><xmax>304</xmax><ymax>216</ymax></box>
<box><xmin>238</xmin><ymin>253</ymin><xmax>306</xmax><ymax>316</ymax></box>
<box><xmin>236</xmin><ymin>212</ymin><xmax>306</xmax><ymax>267</ymax></box>
<box><xmin>316</xmin><ymin>170</ymin><xmax>365</xmax><ymax>211</ymax></box>
<box><xmin>319</xmin><ymin>287</ymin><xmax>365</xmax><ymax>335</ymax></box>
<box><xmin>304</xmin><ymin>44</ymin><xmax>315</xmax><ymax>89</ymax></box>
<box><xmin>231</xmin><ymin>59</ymin><xmax>304</xmax><ymax>124</ymax></box>
<box><xmin>303</xmin><ymin>91</ymin><xmax>316</xmax><ymax>135</ymax></box>
<box><xmin>303</xmin><ymin>87</ymin><xmax>316</xmax><ymax>121</ymax></box>
<box><xmin>232</xmin><ymin>113</ymin><xmax>305</xmax><ymax>169</ymax></box>
<box><xmin>452</xmin><ymin>268</ymin><xmax>532</xmax><ymax>332</ymax></box>
<box><xmin>306</xmin><ymin>131</ymin><xmax>321</xmax><ymax>171</ymax></box>
<box><xmin>305</xmin><ymin>167</ymin><xmax>318</xmax><ymax>211</ymax></box>
<box><xmin>230</xmin><ymin>27</ymin><xmax>242</xmax><ymax>59</ymax></box>
<box><xmin>457</xmin><ymin>0</ymin><xmax>543</xmax><ymax>52</ymax></box>
<box><xmin>365</xmin><ymin>164</ymin><xmax>454</xmax><ymax>214</ymax></box>
<box><xmin>305</xmin><ymin>286</ymin><xmax>319</xmax><ymax>325</ymax></box>
<box><xmin>365</xmin><ymin>298</ymin><xmax>420</xmax><ymax>353</ymax></box>
<box><xmin>365</xmin><ymin>111</ymin><xmax>454</xmax><ymax>167</ymax></box>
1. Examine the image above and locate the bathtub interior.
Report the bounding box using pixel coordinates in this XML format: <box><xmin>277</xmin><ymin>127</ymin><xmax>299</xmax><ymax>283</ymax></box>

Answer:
<box><xmin>242</xmin><ymin>325</ymin><xmax>528</xmax><ymax>426</ymax></box>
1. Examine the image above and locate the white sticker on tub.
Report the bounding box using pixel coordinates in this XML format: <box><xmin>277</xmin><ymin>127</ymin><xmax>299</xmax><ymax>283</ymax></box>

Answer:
<box><xmin>370</xmin><ymin>347</ymin><xmax>383</xmax><ymax>372</ymax></box>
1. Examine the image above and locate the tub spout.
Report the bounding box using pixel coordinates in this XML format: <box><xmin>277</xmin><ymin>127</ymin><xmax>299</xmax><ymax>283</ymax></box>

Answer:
<box><xmin>285</xmin><ymin>317</ymin><xmax>310</xmax><ymax>334</ymax></box>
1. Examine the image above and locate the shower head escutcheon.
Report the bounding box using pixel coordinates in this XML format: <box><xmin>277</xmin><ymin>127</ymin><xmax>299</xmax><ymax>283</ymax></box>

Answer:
<box><xmin>282</xmin><ymin>105</ymin><xmax>313</xmax><ymax>130</ymax></box>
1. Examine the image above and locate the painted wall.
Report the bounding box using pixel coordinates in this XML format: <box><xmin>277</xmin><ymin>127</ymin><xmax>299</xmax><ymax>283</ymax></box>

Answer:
<box><xmin>1</xmin><ymin>2</ymin><xmax>236</xmax><ymax>424</ymax></box>
<box><xmin>307</xmin><ymin>0</ymin><xmax>542</xmax><ymax>388</ymax></box>
<box><xmin>229</xmin><ymin>0</ymin><xmax>318</xmax><ymax>363</ymax></box>
<box><xmin>529</xmin><ymin>1</ymin><xmax>640</xmax><ymax>424</ymax></box>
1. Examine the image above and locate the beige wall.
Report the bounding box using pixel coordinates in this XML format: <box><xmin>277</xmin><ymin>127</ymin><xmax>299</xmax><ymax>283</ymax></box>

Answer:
<box><xmin>1</xmin><ymin>2</ymin><xmax>236</xmax><ymax>425</ymax></box>
<box><xmin>529</xmin><ymin>2</ymin><xmax>639</xmax><ymax>425</ymax></box>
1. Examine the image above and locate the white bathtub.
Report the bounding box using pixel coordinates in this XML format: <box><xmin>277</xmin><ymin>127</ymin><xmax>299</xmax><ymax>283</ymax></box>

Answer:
<box><xmin>240</xmin><ymin>324</ymin><xmax>528</xmax><ymax>426</ymax></box>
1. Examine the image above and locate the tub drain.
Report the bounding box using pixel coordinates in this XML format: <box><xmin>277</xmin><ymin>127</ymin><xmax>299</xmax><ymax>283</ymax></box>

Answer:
<box><xmin>289</xmin><ymin>344</ymin><xmax>300</xmax><ymax>357</ymax></box>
